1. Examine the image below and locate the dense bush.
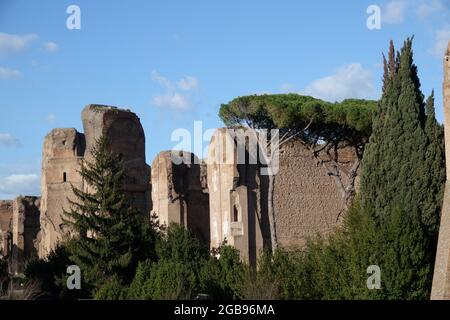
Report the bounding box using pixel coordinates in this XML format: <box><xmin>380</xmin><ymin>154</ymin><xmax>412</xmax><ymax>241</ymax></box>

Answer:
<box><xmin>25</xmin><ymin>240</ymin><xmax>90</xmax><ymax>299</ymax></box>
<box><xmin>127</xmin><ymin>224</ymin><xmax>245</xmax><ymax>300</ymax></box>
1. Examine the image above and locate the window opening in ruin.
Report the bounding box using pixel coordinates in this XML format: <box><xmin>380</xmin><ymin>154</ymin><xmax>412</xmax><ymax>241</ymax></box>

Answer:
<box><xmin>63</xmin><ymin>172</ymin><xmax>67</xmax><ymax>182</ymax></box>
<box><xmin>233</xmin><ymin>205</ymin><xmax>239</xmax><ymax>222</ymax></box>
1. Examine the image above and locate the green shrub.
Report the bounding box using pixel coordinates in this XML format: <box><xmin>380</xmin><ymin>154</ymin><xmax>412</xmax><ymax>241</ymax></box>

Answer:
<box><xmin>25</xmin><ymin>241</ymin><xmax>90</xmax><ymax>300</ymax></box>
<box><xmin>94</xmin><ymin>275</ymin><xmax>129</xmax><ymax>300</ymax></box>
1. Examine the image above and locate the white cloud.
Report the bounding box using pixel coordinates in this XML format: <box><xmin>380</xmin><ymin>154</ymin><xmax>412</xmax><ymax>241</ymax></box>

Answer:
<box><xmin>150</xmin><ymin>70</ymin><xmax>199</xmax><ymax>110</ymax></box>
<box><xmin>430</xmin><ymin>26</ymin><xmax>450</xmax><ymax>57</ymax></box>
<box><xmin>151</xmin><ymin>70</ymin><xmax>175</xmax><ymax>91</ymax></box>
<box><xmin>416</xmin><ymin>0</ymin><xmax>444</xmax><ymax>18</ymax></box>
<box><xmin>152</xmin><ymin>93</ymin><xmax>190</xmax><ymax>110</ymax></box>
<box><xmin>0</xmin><ymin>133</ymin><xmax>21</xmax><ymax>147</ymax></box>
<box><xmin>383</xmin><ymin>0</ymin><xmax>407</xmax><ymax>24</ymax></box>
<box><xmin>0</xmin><ymin>66</ymin><xmax>21</xmax><ymax>80</ymax></box>
<box><xmin>178</xmin><ymin>76</ymin><xmax>198</xmax><ymax>91</ymax></box>
<box><xmin>300</xmin><ymin>63</ymin><xmax>377</xmax><ymax>102</ymax></box>
<box><xmin>46</xmin><ymin>113</ymin><xmax>56</xmax><ymax>124</ymax></box>
<box><xmin>0</xmin><ymin>32</ymin><xmax>38</xmax><ymax>57</ymax></box>
<box><xmin>43</xmin><ymin>41</ymin><xmax>58</xmax><ymax>53</ymax></box>
<box><xmin>0</xmin><ymin>174</ymin><xmax>40</xmax><ymax>196</ymax></box>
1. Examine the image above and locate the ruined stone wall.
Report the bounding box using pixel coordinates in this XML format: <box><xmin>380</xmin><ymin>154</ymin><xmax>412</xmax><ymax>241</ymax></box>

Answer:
<box><xmin>11</xmin><ymin>196</ymin><xmax>40</xmax><ymax>274</ymax></box>
<box><xmin>39</xmin><ymin>128</ymin><xmax>85</xmax><ymax>258</ymax></box>
<box><xmin>273</xmin><ymin>140</ymin><xmax>353</xmax><ymax>248</ymax></box>
<box><xmin>39</xmin><ymin>105</ymin><xmax>151</xmax><ymax>258</ymax></box>
<box><xmin>0</xmin><ymin>200</ymin><xmax>13</xmax><ymax>257</ymax></box>
<box><xmin>82</xmin><ymin>105</ymin><xmax>150</xmax><ymax>214</ymax></box>
<box><xmin>431</xmin><ymin>41</ymin><xmax>450</xmax><ymax>300</ymax></box>
<box><xmin>207</xmin><ymin>129</ymin><xmax>264</xmax><ymax>265</ymax></box>
<box><xmin>152</xmin><ymin>151</ymin><xmax>210</xmax><ymax>244</ymax></box>
<box><xmin>207</xmin><ymin>128</ymin><xmax>359</xmax><ymax>264</ymax></box>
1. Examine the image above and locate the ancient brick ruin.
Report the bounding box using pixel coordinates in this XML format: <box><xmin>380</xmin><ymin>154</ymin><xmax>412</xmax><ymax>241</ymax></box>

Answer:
<box><xmin>431</xmin><ymin>41</ymin><xmax>450</xmax><ymax>300</ymax></box>
<box><xmin>0</xmin><ymin>102</ymin><xmax>357</xmax><ymax>272</ymax></box>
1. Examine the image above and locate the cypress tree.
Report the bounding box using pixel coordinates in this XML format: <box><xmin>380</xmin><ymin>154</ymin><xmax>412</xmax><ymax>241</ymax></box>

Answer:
<box><xmin>63</xmin><ymin>137</ymin><xmax>157</xmax><ymax>293</ymax></box>
<box><xmin>359</xmin><ymin>38</ymin><xmax>445</xmax><ymax>298</ymax></box>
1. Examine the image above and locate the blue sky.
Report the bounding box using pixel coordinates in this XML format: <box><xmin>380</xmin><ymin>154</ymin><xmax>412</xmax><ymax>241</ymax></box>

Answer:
<box><xmin>0</xmin><ymin>0</ymin><xmax>449</xmax><ymax>199</ymax></box>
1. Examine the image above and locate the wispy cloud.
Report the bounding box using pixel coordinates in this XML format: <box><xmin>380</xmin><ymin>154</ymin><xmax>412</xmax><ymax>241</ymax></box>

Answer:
<box><xmin>178</xmin><ymin>76</ymin><xmax>198</xmax><ymax>91</ymax></box>
<box><xmin>43</xmin><ymin>41</ymin><xmax>58</xmax><ymax>53</ymax></box>
<box><xmin>0</xmin><ymin>66</ymin><xmax>21</xmax><ymax>80</ymax></box>
<box><xmin>152</xmin><ymin>93</ymin><xmax>190</xmax><ymax>110</ymax></box>
<box><xmin>0</xmin><ymin>32</ymin><xmax>38</xmax><ymax>57</ymax></box>
<box><xmin>293</xmin><ymin>63</ymin><xmax>377</xmax><ymax>102</ymax></box>
<box><xmin>150</xmin><ymin>71</ymin><xmax>199</xmax><ymax>110</ymax></box>
<box><xmin>430</xmin><ymin>26</ymin><xmax>450</xmax><ymax>57</ymax></box>
<box><xmin>46</xmin><ymin>113</ymin><xmax>57</xmax><ymax>124</ymax></box>
<box><xmin>416</xmin><ymin>0</ymin><xmax>445</xmax><ymax>19</ymax></box>
<box><xmin>381</xmin><ymin>0</ymin><xmax>447</xmax><ymax>24</ymax></box>
<box><xmin>383</xmin><ymin>0</ymin><xmax>408</xmax><ymax>24</ymax></box>
<box><xmin>0</xmin><ymin>174</ymin><xmax>40</xmax><ymax>196</ymax></box>
<box><xmin>0</xmin><ymin>133</ymin><xmax>22</xmax><ymax>147</ymax></box>
<box><xmin>151</xmin><ymin>70</ymin><xmax>175</xmax><ymax>91</ymax></box>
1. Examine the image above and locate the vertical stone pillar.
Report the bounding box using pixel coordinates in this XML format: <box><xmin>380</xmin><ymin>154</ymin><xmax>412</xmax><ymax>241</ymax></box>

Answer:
<box><xmin>81</xmin><ymin>104</ymin><xmax>151</xmax><ymax>215</ymax></box>
<box><xmin>39</xmin><ymin>128</ymin><xmax>85</xmax><ymax>258</ymax></box>
<box><xmin>432</xmin><ymin>41</ymin><xmax>450</xmax><ymax>300</ymax></box>
<box><xmin>151</xmin><ymin>151</ymin><xmax>210</xmax><ymax>244</ymax></box>
<box><xmin>207</xmin><ymin>128</ymin><xmax>264</xmax><ymax>265</ymax></box>
<box><xmin>11</xmin><ymin>196</ymin><xmax>40</xmax><ymax>274</ymax></box>
<box><xmin>0</xmin><ymin>200</ymin><xmax>13</xmax><ymax>258</ymax></box>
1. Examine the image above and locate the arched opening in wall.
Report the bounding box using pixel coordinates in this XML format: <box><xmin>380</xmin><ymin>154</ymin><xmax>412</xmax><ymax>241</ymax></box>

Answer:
<box><xmin>63</xmin><ymin>172</ymin><xmax>67</xmax><ymax>182</ymax></box>
<box><xmin>233</xmin><ymin>205</ymin><xmax>239</xmax><ymax>222</ymax></box>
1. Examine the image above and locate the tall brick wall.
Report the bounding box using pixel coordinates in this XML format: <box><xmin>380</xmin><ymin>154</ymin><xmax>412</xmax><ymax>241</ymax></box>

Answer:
<box><xmin>273</xmin><ymin>140</ymin><xmax>353</xmax><ymax>248</ymax></box>
<box><xmin>0</xmin><ymin>200</ymin><xmax>13</xmax><ymax>257</ymax></box>
<box><xmin>11</xmin><ymin>196</ymin><xmax>40</xmax><ymax>274</ymax></box>
<box><xmin>39</xmin><ymin>128</ymin><xmax>85</xmax><ymax>258</ymax></box>
<box><xmin>431</xmin><ymin>41</ymin><xmax>450</xmax><ymax>300</ymax></box>
<box><xmin>82</xmin><ymin>105</ymin><xmax>151</xmax><ymax>214</ymax></box>
<box><xmin>151</xmin><ymin>151</ymin><xmax>210</xmax><ymax>244</ymax></box>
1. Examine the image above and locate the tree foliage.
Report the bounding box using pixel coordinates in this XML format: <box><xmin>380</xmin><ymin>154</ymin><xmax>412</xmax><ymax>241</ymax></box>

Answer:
<box><xmin>220</xmin><ymin>94</ymin><xmax>376</xmax><ymax>148</ymax></box>
<box><xmin>128</xmin><ymin>224</ymin><xmax>245</xmax><ymax>300</ymax></box>
<box><xmin>63</xmin><ymin>137</ymin><xmax>157</xmax><ymax>295</ymax></box>
<box><xmin>361</xmin><ymin>39</ymin><xmax>445</xmax><ymax>234</ymax></box>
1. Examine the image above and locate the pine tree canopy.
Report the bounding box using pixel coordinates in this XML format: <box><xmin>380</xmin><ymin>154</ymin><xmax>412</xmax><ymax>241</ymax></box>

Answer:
<box><xmin>219</xmin><ymin>94</ymin><xmax>377</xmax><ymax>147</ymax></box>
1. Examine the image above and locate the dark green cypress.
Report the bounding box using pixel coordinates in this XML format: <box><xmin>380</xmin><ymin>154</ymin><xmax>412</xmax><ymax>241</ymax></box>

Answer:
<box><xmin>63</xmin><ymin>137</ymin><xmax>156</xmax><ymax>294</ymax></box>
<box><xmin>359</xmin><ymin>38</ymin><xmax>445</xmax><ymax>298</ymax></box>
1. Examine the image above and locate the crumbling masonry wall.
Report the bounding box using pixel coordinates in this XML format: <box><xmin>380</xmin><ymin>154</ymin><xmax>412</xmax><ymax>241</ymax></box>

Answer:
<box><xmin>431</xmin><ymin>41</ymin><xmax>450</xmax><ymax>300</ymax></box>
<box><xmin>0</xmin><ymin>200</ymin><xmax>13</xmax><ymax>258</ymax></box>
<box><xmin>11</xmin><ymin>196</ymin><xmax>40</xmax><ymax>274</ymax></box>
<box><xmin>0</xmin><ymin>197</ymin><xmax>40</xmax><ymax>274</ymax></box>
<box><xmin>273</xmin><ymin>140</ymin><xmax>353</xmax><ymax>248</ymax></box>
<box><xmin>151</xmin><ymin>151</ymin><xmax>210</xmax><ymax>244</ymax></box>
<box><xmin>207</xmin><ymin>129</ymin><xmax>356</xmax><ymax>264</ymax></box>
<box><xmin>39</xmin><ymin>128</ymin><xmax>85</xmax><ymax>258</ymax></box>
<box><xmin>82</xmin><ymin>105</ymin><xmax>151</xmax><ymax>214</ymax></box>
<box><xmin>207</xmin><ymin>129</ymin><xmax>265</xmax><ymax>265</ymax></box>
<box><xmin>3</xmin><ymin>102</ymin><xmax>363</xmax><ymax>271</ymax></box>
<box><xmin>39</xmin><ymin>105</ymin><xmax>151</xmax><ymax>258</ymax></box>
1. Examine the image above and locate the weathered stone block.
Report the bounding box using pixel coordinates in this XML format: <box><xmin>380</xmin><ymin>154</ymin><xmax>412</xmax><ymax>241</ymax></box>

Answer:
<box><xmin>151</xmin><ymin>151</ymin><xmax>210</xmax><ymax>244</ymax></box>
<box><xmin>431</xmin><ymin>41</ymin><xmax>450</xmax><ymax>300</ymax></box>
<box><xmin>11</xmin><ymin>196</ymin><xmax>40</xmax><ymax>274</ymax></box>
